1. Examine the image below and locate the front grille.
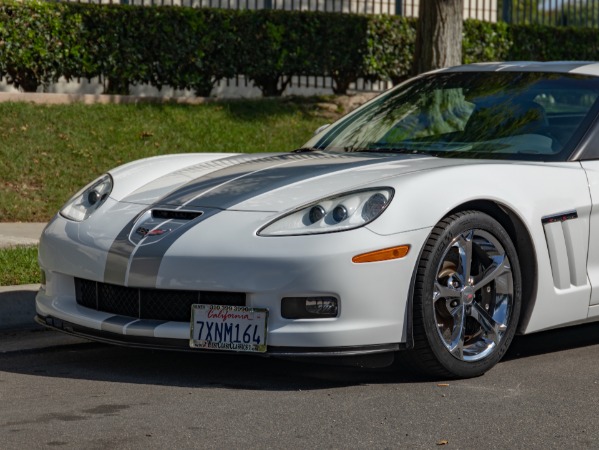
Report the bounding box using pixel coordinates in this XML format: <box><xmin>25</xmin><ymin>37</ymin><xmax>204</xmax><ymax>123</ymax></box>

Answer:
<box><xmin>75</xmin><ymin>278</ymin><xmax>246</xmax><ymax>322</ymax></box>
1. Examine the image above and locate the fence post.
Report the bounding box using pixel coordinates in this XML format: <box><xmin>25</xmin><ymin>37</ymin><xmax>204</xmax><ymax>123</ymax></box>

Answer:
<box><xmin>395</xmin><ymin>0</ymin><xmax>403</xmax><ymax>15</ymax></box>
<box><xmin>502</xmin><ymin>0</ymin><xmax>512</xmax><ymax>23</ymax></box>
<box><xmin>264</xmin><ymin>0</ymin><xmax>273</xmax><ymax>9</ymax></box>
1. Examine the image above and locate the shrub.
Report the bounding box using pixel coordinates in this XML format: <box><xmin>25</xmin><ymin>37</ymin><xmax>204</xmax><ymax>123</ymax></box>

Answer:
<box><xmin>463</xmin><ymin>19</ymin><xmax>512</xmax><ymax>63</ymax></box>
<box><xmin>508</xmin><ymin>24</ymin><xmax>599</xmax><ymax>61</ymax></box>
<box><xmin>1</xmin><ymin>1</ymin><xmax>596</xmax><ymax>96</ymax></box>
<box><xmin>237</xmin><ymin>10</ymin><xmax>326</xmax><ymax>96</ymax></box>
<box><xmin>365</xmin><ymin>15</ymin><xmax>416</xmax><ymax>84</ymax></box>
<box><xmin>0</xmin><ymin>1</ymin><xmax>86</xmax><ymax>92</ymax></box>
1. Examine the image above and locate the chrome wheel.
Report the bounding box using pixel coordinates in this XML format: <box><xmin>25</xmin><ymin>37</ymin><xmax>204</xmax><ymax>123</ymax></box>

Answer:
<box><xmin>433</xmin><ymin>229</ymin><xmax>514</xmax><ymax>362</ymax></box>
<box><xmin>410</xmin><ymin>211</ymin><xmax>521</xmax><ymax>378</ymax></box>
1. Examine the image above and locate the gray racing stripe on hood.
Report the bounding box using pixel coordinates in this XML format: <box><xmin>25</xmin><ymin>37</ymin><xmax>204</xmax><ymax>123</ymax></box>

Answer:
<box><xmin>106</xmin><ymin>152</ymin><xmax>390</xmax><ymax>287</ymax></box>
<box><xmin>158</xmin><ymin>153</ymin><xmax>388</xmax><ymax>208</ymax></box>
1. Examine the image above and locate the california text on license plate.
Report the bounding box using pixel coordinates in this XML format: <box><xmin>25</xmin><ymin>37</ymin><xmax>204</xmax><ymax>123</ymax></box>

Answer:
<box><xmin>190</xmin><ymin>304</ymin><xmax>268</xmax><ymax>353</ymax></box>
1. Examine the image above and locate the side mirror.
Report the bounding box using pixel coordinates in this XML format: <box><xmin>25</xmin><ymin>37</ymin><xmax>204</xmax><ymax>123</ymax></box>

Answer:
<box><xmin>314</xmin><ymin>124</ymin><xmax>330</xmax><ymax>136</ymax></box>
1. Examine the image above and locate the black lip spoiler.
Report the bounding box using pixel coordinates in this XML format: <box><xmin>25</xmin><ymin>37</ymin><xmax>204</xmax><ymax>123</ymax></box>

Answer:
<box><xmin>36</xmin><ymin>315</ymin><xmax>402</xmax><ymax>368</ymax></box>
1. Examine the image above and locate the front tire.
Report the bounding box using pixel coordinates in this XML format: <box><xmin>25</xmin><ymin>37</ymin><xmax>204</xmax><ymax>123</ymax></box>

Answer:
<box><xmin>411</xmin><ymin>211</ymin><xmax>521</xmax><ymax>378</ymax></box>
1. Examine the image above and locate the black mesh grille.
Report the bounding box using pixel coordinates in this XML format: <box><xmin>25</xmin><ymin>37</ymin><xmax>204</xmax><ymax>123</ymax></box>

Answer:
<box><xmin>99</xmin><ymin>282</ymin><xmax>139</xmax><ymax>318</ymax></box>
<box><xmin>141</xmin><ymin>289</ymin><xmax>198</xmax><ymax>322</ymax></box>
<box><xmin>75</xmin><ymin>279</ymin><xmax>97</xmax><ymax>309</ymax></box>
<box><xmin>75</xmin><ymin>278</ymin><xmax>246</xmax><ymax>322</ymax></box>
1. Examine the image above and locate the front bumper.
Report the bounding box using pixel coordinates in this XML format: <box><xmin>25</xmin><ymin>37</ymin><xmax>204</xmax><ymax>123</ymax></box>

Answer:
<box><xmin>37</xmin><ymin>209</ymin><xmax>432</xmax><ymax>353</ymax></box>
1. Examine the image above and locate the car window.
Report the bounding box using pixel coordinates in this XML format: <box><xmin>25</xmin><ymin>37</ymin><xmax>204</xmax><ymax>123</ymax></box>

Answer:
<box><xmin>308</xmin><ymin>72</ymin><xmax>599</xmax><ymax>161</ymax></box>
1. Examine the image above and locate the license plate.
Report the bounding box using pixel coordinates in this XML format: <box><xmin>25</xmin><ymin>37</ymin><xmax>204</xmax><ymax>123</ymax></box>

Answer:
<box><xmin>190</xmin><ymin>304</ymin><xmax>268</xmax><ymax>353</ymax></box>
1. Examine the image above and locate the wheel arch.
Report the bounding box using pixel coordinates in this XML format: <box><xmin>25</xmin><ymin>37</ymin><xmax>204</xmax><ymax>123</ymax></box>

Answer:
<box><xmin>445</xmin><ymin>200</ymin><xmax>538</xmax><ymax>334</ymax></box>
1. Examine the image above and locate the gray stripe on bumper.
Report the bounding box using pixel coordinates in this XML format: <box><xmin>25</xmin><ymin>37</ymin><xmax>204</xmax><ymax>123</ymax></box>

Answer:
<box><xmin>104</xmin><ymin>215</ymin><xmax>141</xmax><ymax>286</ymax></box>
<box><xmin>101</xmin><ymin>316</ymin><xmax>136</xmax><ymax>334</ymax></box>
<box><xmin>126</xmin><ymin>319</ymin><xmax>168</xmax><ymax>337</ymax></box>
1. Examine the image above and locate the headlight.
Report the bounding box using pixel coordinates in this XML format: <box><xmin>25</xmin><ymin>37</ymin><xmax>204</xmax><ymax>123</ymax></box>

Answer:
<box><xmin>60</xmin><ymin>174</ymin><xmax>113</xmax><ymax>222</ymax></box>
<box><xmin>258</xmin><ymin>188</ymin><xmax>394</xmax><ymax>236</ymax></box>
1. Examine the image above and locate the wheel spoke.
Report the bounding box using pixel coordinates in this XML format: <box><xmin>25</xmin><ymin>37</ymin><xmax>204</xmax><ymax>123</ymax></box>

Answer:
<box><xmin>448</xmin><ymin>304</ymin><xmax>466</xmax><ymax>358</ymax></box>
<box><xmin>429</xmin><ymin>221</ymin><xmax>517</xmax><ymax>365</ymax></box>
<box><xmin>470</xmin><ymin>302</ymin><xmax>507</xmax><ymax>345</ymax></box>
<box><xmin>433</xmin><ymin>281</ymin><xmax>461</xmax><ymax>301</ymax></box>
<box><xmin>457</xmin><ymin>232</ymin><xmax>474</xmax><ymax>285</ymax></box>
<box><xmin>472</xmin><ymin>254</ymin><xmax>510</xmax><ymax>291</ymax></box>
<box><xmin>472</xmin><ymin>239</ymin><xmax>493</xmax><ymax>266</ymax></box>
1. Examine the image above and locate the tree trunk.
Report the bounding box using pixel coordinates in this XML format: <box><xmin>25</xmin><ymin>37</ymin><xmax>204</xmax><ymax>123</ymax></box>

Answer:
<box><xmin>413</xmin><ymin>0</ymin><xmax>464</xmax><ymax>75</ymax></box>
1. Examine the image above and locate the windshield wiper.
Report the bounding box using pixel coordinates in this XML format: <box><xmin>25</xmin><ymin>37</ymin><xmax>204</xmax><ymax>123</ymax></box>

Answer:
<box><xmin>354</xmin><ymin>147</ymin><xmax>437</xmax><ymax>156</ymax></box>
<box><xmin>292</xmin><ymin>147</ymin><xmax>320</xmax><ymax>153</ymax></box>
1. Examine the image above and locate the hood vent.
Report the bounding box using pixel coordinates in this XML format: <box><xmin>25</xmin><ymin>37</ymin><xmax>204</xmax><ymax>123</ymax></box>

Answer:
<box><xmin>152</xmin><ymin>209</ymin><xmax>203</xmax><ymax>221</ymax></box>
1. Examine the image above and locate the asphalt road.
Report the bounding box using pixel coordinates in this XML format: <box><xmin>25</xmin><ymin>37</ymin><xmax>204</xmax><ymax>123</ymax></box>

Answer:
<box><xmin>1</xmin><ymin>324</ymin><xmax>598</xmax><ymax>450</ymax></box>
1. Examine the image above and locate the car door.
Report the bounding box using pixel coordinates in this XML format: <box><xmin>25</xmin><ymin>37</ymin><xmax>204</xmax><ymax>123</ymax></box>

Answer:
<box><xmin>542</xmin><ymin>84</ymin><xmax>599</xmax><ymax>319</ymax></box>
<box><xmin>580</xmin><ymin>160</ymin><xmax>599</xmax><ymax>315</ymax></box>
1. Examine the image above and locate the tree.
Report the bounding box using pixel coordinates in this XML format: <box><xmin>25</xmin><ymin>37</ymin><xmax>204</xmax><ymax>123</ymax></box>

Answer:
<box><xmin>413</xmin><ymin>0</ymin><xmax>464</xmax><ymax>75</ymax></box>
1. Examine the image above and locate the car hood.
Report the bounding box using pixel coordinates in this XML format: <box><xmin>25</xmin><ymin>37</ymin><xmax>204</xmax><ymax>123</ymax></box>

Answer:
<box><xmin>117</xmin><ymin>152</ymin><xmax>474</xmax><ymax>212</ymax></box>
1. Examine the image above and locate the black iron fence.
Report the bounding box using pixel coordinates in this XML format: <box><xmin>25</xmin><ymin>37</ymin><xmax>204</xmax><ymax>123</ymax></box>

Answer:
<box><xmin>58</xmin><ymin>0</ymin><xmax>498</xmax><ymax>21</ymax></box>
<box><xmin>52</xmin><ymin>0</ymin><xmax>599</xmax><ymax>26</ymax></box>
<box><xmin>123</xmin><ymin>0</ymin><xmax>401</xmax><ymax>15</ymax></box>
<box><xmin>501</xmin><ymin>0</ymin><xmax>599</xmax><ymax>27</ymax></box>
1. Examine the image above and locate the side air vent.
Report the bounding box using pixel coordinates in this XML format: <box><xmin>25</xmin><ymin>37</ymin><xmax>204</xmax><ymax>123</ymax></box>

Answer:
<box><xmin>152</xmin><ymin>210</ymin><xmax>203</xmax><ymax>220</ymax></box>
<box><xmin>542</xmin><ymin>211</ymin><xmax>586</xmax><ymax>289</ymax></box>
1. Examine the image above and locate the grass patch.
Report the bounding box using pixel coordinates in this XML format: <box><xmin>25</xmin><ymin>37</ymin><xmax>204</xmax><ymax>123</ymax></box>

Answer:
<box><xmin>0</xmin><ymin>98</ymin><xmax>336</xmax><ymax>222</ymax></box>
<box><xmin>0</xmin><ymin>246</ymin><xmax>40</xmax><ymax>286</ymax></box>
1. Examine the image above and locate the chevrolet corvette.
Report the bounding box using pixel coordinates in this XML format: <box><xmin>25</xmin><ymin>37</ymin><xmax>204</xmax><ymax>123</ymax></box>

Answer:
<box><xmin>36</xmin><ymin>61</ymin><xmax>599</xmax><ymax>378</ymax></box>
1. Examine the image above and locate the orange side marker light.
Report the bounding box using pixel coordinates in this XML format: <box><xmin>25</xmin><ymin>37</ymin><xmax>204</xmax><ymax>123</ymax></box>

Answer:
<box><xmin>352</xmin><ymin>245</ymin><xmax>410</xmax><ymax>263</ymax></box>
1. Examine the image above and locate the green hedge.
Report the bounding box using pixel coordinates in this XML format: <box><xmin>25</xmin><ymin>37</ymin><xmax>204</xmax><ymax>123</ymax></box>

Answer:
<box><xmin>509</xmin><ymin>24</ymin><xmax>599</xmax><ymax>61</ymax></box>
<box><xmin>366</xmin><ymin>15</ymin><xmax>416</xmax><ymax>85</ymax></box>
<box><xmin>463</xmin><ymin>19</ymin><xmax>512</xmax><ymax>64</ymax></box>
<box><xmin>0</xmin><ymin>1</ymin><xmax>596</xmax><ymax>96</ymax></box>
<box><xmin>0</xmin><ymin>1</ymin><xmax>86</xmax><ymax>91</ymax></box>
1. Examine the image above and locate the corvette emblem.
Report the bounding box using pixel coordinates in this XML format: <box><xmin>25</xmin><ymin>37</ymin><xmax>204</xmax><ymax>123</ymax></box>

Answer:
<box><xmin>136</xmin><ymin>227</ymin><xmax>171</xmax><ymax>237</ymax></box>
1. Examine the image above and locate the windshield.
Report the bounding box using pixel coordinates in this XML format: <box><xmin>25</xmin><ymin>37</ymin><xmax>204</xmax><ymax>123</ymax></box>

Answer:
<box><xmin>305</xmin><ymin>72</ymin><xmax>599</xmax><ymax>161</ymax></box>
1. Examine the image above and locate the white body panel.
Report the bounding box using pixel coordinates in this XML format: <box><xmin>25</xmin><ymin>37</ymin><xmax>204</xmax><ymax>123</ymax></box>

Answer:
<box><xmin>37</xmin><ymin>62</ymin><xmax>599</xmax><ymax>358</ymax></box>
<box><xmin>38</xmin><ymin>213</ymin><xmax>431</xmax><ymax>346</ymax></box>
<box><xmin>37</xmin><ymin>152</ymin><xmax>599</xmax><ymax>352</ymax></box>
<box><xmin>365</xmin><ymin>161</ymin><xmax>594</xmax><ymax>333</ymax></box>
<box><xmin>580</xmin><ymin>161</ymin><xmax>599</xmax><ymax>307</ymax></box>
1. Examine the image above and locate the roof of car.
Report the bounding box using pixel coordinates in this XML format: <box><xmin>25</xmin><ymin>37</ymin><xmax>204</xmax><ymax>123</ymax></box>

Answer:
<box><xmin>438</xmin><ymin>61</ymin><xmax>599</xmax><ymax>76</ymax></box>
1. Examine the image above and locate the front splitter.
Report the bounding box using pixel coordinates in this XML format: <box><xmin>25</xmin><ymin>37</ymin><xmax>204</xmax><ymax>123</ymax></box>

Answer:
<box><xmin>36</xmin><ymin>315</ymin><xmax>403</xmax><ymax>368</ymax></box>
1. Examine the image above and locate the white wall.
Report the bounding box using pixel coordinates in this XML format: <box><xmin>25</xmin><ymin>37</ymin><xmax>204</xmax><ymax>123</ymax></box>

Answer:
<box><xmin>0</xmin><ymin>76</ymin><xmax>389</xmax><ymax>98</ymax></box>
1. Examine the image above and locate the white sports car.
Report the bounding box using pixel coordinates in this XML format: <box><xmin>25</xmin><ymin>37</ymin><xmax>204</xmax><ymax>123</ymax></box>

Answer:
<box><xmin>37</xmin><ymin>62</ymin><xmax>599</xmax><ymax>378</ymax></box>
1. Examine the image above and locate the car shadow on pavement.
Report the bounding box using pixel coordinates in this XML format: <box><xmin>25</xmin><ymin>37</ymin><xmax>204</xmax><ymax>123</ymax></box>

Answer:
<box><xmin>0</xmin><ymin>340</ymin><xmax>426</xmax><ymax>390</ymax></box>
<box><xmin>0</xmin><ymin>322</ymin><xmax>597</xmax><ymax>390</ymax></box>
<box><xmin>504</xmin><ymin>321</ymin><xmax>599</xmax><ymax>361</ymax></box>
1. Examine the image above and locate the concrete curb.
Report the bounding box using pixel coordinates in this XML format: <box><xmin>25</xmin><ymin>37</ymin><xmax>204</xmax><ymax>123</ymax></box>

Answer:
<box><xmin>0</xmin><ymin>222</ymin><xmax>46</xmax><ymax>249</ymax></box>
<box><xmin>0</xmin><ymin>92</ymin><xmax>217</xmax><ymax>105</ymax></box>
<box><xmin>0</xmin><ymin>92</ymin><xmax>379</xmax><ymax>109</ymax></box>
<box><xmin>0</xmin><ymin>284</ymin><xmax>41</xmax><ymax>331</ymax></box>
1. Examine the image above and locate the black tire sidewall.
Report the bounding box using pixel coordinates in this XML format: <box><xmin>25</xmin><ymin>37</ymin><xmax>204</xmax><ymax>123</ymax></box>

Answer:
<box><xmin>416</xmin><ymin>211</ymin><xmax>522</xmax><ymax>378</ymax></box>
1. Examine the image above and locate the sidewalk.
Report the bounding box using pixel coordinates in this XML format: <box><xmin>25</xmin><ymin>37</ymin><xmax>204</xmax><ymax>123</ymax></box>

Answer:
<box><xmin>0</xmin><ymin>223</ymin><xmax>46</xmax><ymax>330</ymax></box>
<box><xmin>0</xmin><ymin>222</ymin><xmax>46</xmax><ymax>249</ymax></box>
